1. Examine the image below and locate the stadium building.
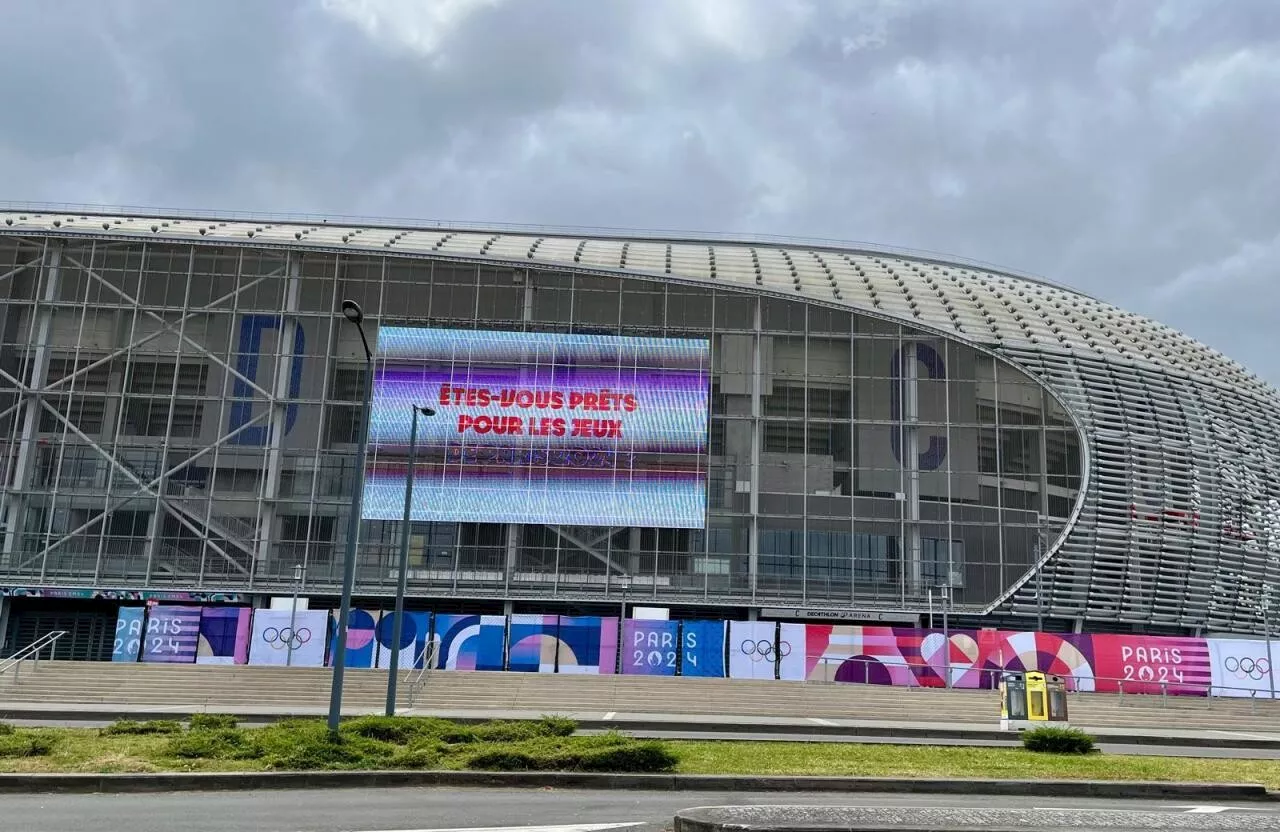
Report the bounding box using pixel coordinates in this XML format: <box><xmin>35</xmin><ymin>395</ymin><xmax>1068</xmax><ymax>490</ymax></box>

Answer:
<box><xmin>1</xmin><ymin>208</ymin><xmax>1277</xmax><ymax>660</ymax></box>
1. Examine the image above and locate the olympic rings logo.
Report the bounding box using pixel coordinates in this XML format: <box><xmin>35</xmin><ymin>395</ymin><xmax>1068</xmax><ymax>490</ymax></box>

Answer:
<box><xmin>262</xmin><ymin>627</ymin><xmax>311</xmax><ymax>650</ymax></box>
<box><xmin>741</xmin><ymin>639</ymin><xmax>792</xmax><ymax>663</ymax></box>
<box><xmin>1224</xmin><ymin>656</ymin><xmax>1270</xmax><ymax>681</ymax></box>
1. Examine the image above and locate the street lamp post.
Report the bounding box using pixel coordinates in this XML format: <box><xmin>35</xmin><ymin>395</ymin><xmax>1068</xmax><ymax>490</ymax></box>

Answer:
<box><xmin>618</xmin><ymin>576</ymin><xmax>631</xmax><ymax>625</ymax></box>
<box><xmin>1262</xmin><ymin>595</ymin><xmax>1276</xmax><ymax>701</ymax></box>
<box><xmin>941</xmin><ymin>583</ymin><xmax>951</xmax><ymax>689</ymax></box>
<box><xmin>286</xmin><ymin>563</ymin><xmax>305</xmax><ymax>667</ymax></box>
<box><xmin>1036</xmin><ymin>515</ymin><xmax>1047</xmax><ymax>633</ymax></box>
<box><xmin>328</xmin><ymin>299</ymin><xmax>375</xmax><ymax>737</ymax></box>
<box><xmin>385</xmin><ymin>403</ymin><xmax>436</xmax><ymax>716</ymax></box>
<box><xmin>616</xmin><ymin>575</ymin><xmax>631</xmax><ymax>674</ymax></box>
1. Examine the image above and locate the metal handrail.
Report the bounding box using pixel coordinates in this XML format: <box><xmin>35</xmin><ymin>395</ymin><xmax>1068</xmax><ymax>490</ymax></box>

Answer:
<box><xmin>0</xmin><ymin>630</ymin><xmax>67</xmax><ymax>681</ymax></box>
<box><xmin>405</xmin><ymin>641</ymin><xmax>440</xmax><ymax>709</ymax></box>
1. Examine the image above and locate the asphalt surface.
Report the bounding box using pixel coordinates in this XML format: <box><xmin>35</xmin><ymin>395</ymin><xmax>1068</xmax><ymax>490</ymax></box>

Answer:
<box><xmin>6</xmin><ymin>787</ymin><xmax>1280</xmax><ymax>832</ymax></box>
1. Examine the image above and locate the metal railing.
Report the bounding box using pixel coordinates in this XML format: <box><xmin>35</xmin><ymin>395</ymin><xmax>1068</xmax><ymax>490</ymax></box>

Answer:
<box><xmin>804</xmin><ymin>655</ymin><xmax>1280</xmax><ymax>710</ymax></box>
<box><xmin>0</xmin><ymin>631</ymin><xmax>67</xmax><ymax>682</ymax></box>
<box><xmin>405</xmin><ymin>641</ymin><xmax>441</xmax><ymax>709</ymax></box>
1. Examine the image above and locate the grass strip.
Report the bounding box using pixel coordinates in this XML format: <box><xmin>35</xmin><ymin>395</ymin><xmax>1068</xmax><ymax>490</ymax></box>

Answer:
<box><xmin>672</xmin><ymin>740</ymin><xmax>1280</xmax><ymax>788</ymax></box>
<box><xmin>0</xmin><ymin>720</ymin><xmax>1276</xmax><ymax>788</ymax></box>
<box><xmin>0</xmin><ymin>716</ymin><xmax>675</xmax><ymax>775</ymax></box>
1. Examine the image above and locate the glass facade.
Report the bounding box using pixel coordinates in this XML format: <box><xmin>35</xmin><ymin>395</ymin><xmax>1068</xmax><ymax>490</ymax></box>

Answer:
<box><xmin>0</xmin><ymin>237</ymin><xmax>1082</xmax><ymax>612</ymax></box>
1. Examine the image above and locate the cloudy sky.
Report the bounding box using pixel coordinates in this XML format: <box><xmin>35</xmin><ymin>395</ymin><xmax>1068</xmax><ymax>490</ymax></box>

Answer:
<box><xmin>1</xmin><ymin>1</ymin><xmax>1278</xmax><ymax>379</ymax></box>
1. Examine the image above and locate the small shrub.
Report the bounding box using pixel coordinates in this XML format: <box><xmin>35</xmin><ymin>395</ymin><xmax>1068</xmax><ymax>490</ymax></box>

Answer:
<box><xmin>471</xmin><ymin>720</ymin><xmax>548</xmax><ymax>743</ymax></box>
<box><xmin>576</xmin><ymin>741</ymin><xmax>677</xmax><ymax>772</ymax></box>
<box><xmin>438</xmin><ymin>726</ymin><xmax>480</xmax><ymax>745</ymax></box>
<box><xmin>464</xmin><ymin>734</ymin><xmax>676</xmax><ymax>773</ymax></box>
<box><xmin>0</xmin><ymin>733</ymin><xmax>54</xmax><ymax>758</ymax></box>
<box><xmin>1021</xmin><ymin>726</ymin><xmax>1097</xmax><ymax>755</ymax></box>
<box><xmin>188</xmin><ymin>713</ymin><xmax>238</xmax><ymax>732</ymax></box>
<box><xmin>447</xmin><ymin>717</ymin><xmax>577</xmax><ymax>745</ymax></box>
<box><xmin>167</xmin><ymin>729</ymin><xmax>259</xmax><ymax>760</ymax></box>
<box><xmin>465</xmin><ymin>747</ymin><xmax>540</xmax><ymax>771</ymax></box>
<box><xmin>537</xmin><ymin>716</ymin><xmax>577</xmax><ymax>737</ymax></box>
<box><xmin>342</xmin><ymin>715</ymin><xmax>435</xmax><ymax>745</ymax></box>
<box><xmin>0</xmin><ymin>722</ymin><xmax>14</xmax><ymax>736</ymax></box>
<box><xmin>389</xmin><ymin>741</ymin><xmax>443</xmax><ymax>770</ymax></box>
<box><xmin>255</xmin><ymin>719</ymin><xmax>386</xmax><ymax>771</ymax></box>
<box><xmin>266</xmin><ymin>734</ymin><xmax>370</xmax><ymax>771</ymax></box>
<box><xmin>102</xmin><ymin>719</ymin><xmax>183</xmax><ymax>736</ymax></box>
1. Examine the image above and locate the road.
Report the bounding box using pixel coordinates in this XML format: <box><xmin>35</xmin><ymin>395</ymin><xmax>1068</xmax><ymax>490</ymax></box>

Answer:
<box><xmin>6</xmin><ymin>787</ymin><xmax>1280</xmax><ymax>832</ymax></box>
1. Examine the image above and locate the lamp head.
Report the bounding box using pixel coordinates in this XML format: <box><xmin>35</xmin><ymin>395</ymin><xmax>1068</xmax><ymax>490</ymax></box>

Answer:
<box><xmin>417</xmin><ymin>406</ymin><xmax>437</xmax><ymax>417</ymax></box>
<box><xmin>341</xmin><ymin>300</ymin><xmax>364</xmax><ymax>325</ymax></box>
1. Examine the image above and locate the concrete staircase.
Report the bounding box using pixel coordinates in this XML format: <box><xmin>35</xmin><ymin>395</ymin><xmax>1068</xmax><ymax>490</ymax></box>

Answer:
<box><xmin>2</xmin><ymin>661</ymin><xmax>1278</xmax><ymax>733</ymax></box>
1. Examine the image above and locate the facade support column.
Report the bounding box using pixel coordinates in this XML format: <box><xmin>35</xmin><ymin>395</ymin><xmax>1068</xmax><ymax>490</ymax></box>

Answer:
<box><xmin>509</xmin><ymin>273</ymin><xmax>533</xmax><ymax>597</ymax></box>
<box><xmin>748</xmin><ymin>298</ymin><xmax>762</xmax><ymax>600</ymax></box>
<box><xmin>92</xmin><ymin>309</ymin><xmax>131</xmax><ymax>583</ymax></box>
<box><xmin>3</xmin><ymin>243</ymin><xmax>60</xmax><ymax>565</ymax></box>
<box><xmin>504</xmin><ymin>522</ymin><xmax>518</xmax><ymax>595</ymax></box>
<box><xmin>903</xmin><ymin>342</ymin><xmax>922</xmax><ymax>595</ymax></box>
<box><xmin>0</xmin><ymin>595</ymin><xmax>10</xmax><ymax>653</ymax></box>
<box><xmin>144</xmin><ymin>246</ymin><xmax>196</xmax><ymax>584</ymax></box>
<box><xmin>257</xmin><ymin>253</ymin><xmax>302</xmax><ymax>577</ymax></box>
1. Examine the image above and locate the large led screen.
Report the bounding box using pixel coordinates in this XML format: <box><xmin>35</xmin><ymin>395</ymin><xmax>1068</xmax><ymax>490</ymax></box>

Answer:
<box><xmin>363</xmin><ymin>327</ymin><xmax>710</xmax><ymax>528</ymax></box>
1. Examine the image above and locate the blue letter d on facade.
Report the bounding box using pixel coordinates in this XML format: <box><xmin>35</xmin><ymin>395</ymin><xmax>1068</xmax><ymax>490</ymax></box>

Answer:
<box><xmin>890</xmin><ymin>342</ymin><xmax>947</xmax><ymax>471</ymax></box>
<box><xmin>228</xmin><ymin>315</ymin><xmax>305</xmax><ymax>445</ymax></box>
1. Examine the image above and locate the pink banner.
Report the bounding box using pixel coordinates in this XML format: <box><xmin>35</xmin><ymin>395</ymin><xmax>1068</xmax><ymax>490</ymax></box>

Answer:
<box><xmin>1088</xmin><ymin>634</ymin><xmax>1210</xmax><ymax>695</ymax></box>
<box><xmin>802</xmin><ymin>625</ymin><xmax>1215</xmax><ymax>696</ymax></box>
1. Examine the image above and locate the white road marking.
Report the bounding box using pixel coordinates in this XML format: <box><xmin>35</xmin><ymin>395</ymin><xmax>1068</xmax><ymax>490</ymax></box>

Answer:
<box><xmin>808</xmin><ymin>717</ymin><xmax>838</xmax><ymax>726</ymax></box>
<box><xmin>1032</xmin><ymin>807</ymin><xmax>1150</xmax><ymax>814</ymax></box>
<box><xmin>602</xmin><ymin>711</ymin><xmax>616</xmax><ymax>720</ymax></box>
<box><xmin>343</xmin><ymin>819</ymin><xmax>640</xmax><ymax>824</ymax></box>
<box><xmin>1184</xmin><ymin>807</ymin><xmax>1230</xmax><ymax>814</ymax></box>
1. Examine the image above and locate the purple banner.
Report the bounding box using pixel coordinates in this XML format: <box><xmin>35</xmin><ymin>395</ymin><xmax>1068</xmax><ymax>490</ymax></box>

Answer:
<box><xmin>140</xmin><ymin>605</ymin><xmax>201</xmax><ymax>663</ymax></box>
<box><xmin>364</xmin><ymin>328</ymin><xmax>710</xmax><ymax>528</ymax></box>
<box><xmin>196</xmin><ymin>607</ymin><xmax>251</xmax><ymax>665</ymax></box>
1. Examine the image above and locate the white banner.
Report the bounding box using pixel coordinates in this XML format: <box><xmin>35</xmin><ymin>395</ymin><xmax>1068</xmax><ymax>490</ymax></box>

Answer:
<box><xmin>248</xmin><ymin>609</ymin><xmax>328</xmax><ymax>667</ymax></box>
<box><xmin>375</xmin><ymin>611</ymin><xmax>431</xmax><ymax>671</ymax></box>
<box><xmin>728</xmin><ymin>621</ymin><xmax>777</xmax><ymax>680</ymax></box>
<box><xmin>778</xmin><ymin>623</ymin><xmax>806</xmax><ymax>681</ymax></box>
<box><xmin>1207</xmin><ymin>638</ymin><xmax>1278</xmax><ymax>698</ymax></box>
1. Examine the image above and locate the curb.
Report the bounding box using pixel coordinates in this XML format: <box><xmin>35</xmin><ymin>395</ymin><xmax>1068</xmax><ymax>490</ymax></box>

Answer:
<box><xmin>0</xmin><ymin>770</ymin><xmax>1273</xmax><ymax>800</ymax></box>
<box><xmin>2</xmin><ymin>709</ymin><xmax>1277</xmax><ymax>751</ymax></box>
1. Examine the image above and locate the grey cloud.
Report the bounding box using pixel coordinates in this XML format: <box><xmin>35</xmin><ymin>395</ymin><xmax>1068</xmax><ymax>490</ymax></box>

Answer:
<box><xmin>0</xmin><ymin>0</ymin><xmax>1278</xmax><ymax>382</ymax></box>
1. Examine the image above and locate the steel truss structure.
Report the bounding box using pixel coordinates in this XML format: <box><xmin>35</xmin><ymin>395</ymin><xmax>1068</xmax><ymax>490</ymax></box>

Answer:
<box><xmin>0</xmin><ymin>208</ymin><xmax>1277</xmax><ymax>635</ymax></box>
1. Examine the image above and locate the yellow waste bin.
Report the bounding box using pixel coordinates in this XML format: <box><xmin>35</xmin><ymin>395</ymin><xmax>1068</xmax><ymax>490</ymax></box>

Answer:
<box><xmin>999</xmin><ymin>671</ymin><xmax>1069</xmax><ymax>731</ymax></box>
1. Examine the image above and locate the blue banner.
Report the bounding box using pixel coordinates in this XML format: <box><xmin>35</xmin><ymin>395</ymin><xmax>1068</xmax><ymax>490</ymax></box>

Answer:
<box><xmin>680</xmin><ymin>620</ymin><xmax>726</xmax><ymax>677</ymax></box>
<box><xmin>112</xmin><ymin>607</ymin><xmax>145</xmax><ymax>662</ymax></box>
<box><xmin>621</xmin><ymin>619</ymin><xmax>679</xmax><ymax>675</ymax></box>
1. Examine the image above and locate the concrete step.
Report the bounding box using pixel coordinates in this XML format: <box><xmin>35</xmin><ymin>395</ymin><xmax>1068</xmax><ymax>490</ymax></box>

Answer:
<box><xmin>5</xmin><ymin>662</ymin><xmax>1276</xmax><ymax>733</ymax></box>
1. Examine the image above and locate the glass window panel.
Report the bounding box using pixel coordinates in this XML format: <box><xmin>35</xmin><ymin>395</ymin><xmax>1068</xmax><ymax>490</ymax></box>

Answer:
<box><xmin>714</xmin><ymin>293</ymin><xmax>755</xmax><ymax>330</ymax></box>
<box><xmin>665</xmin><ymin>286</ymin><xmax>713</xmax><ymax>331</ymax></box>
<box><xmin>808</xmin><ymin>306</ymin><xmax>851</xmax><ymax>334</ymax></box>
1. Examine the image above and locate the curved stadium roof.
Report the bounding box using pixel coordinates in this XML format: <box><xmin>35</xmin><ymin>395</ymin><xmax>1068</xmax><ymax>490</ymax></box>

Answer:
<box><xmin>0</xmin><ymin>208</ymin><xmax>1265</xmax><ymax>401</ymax></box>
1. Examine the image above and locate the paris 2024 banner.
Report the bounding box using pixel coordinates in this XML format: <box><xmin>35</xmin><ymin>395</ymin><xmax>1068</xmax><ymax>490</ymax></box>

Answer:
<box><xmin>363</xmin><ymin>328</ymin><xmax>711</xmax><ymax>528</ymax></box>
<box><xmin>802</xmin><ymin>625</ymin><xmax>1274</xmax><ymax>696</ymax></box>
